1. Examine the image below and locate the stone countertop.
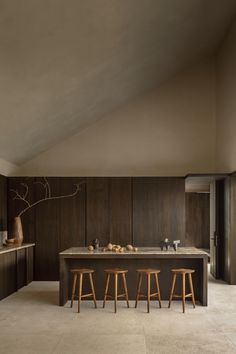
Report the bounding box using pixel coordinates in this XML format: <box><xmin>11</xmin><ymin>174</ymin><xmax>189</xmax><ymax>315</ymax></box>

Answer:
<box><xmin>0</xmin><ymin>243</ymin><xmax>35</xmax><ymax>255</ymax></box>
<box><xmin>60</xmin><ymin>247</ymin><xmax>208</xmax><ymax>259</ymax></box>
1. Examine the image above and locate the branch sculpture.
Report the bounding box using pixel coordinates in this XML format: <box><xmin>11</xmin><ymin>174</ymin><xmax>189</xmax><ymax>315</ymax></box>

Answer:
<box><xmin>11</xmin><ymin>177</ymin><xmax>85</xmax><ymax>217</ymax></box>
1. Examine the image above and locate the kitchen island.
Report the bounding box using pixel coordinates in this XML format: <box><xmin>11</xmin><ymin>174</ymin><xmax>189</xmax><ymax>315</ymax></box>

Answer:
<box><xmin>59</xmin><ymin>247</ymin><xmax>208</xmax><ymax>306</ymax></box>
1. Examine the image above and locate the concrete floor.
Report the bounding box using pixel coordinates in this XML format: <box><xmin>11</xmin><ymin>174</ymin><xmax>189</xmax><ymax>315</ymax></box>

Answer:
<box><xmin>0</xmin><ymin>274</ymin><xmax>236</xmax><ymax>354</ymax></box>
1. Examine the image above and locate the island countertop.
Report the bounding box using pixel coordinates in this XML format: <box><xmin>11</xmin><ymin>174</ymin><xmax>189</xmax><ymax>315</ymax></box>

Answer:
<box><xmin>60</xmin><ymin>247</ymin><xmax>208</xmax><ymax>258</ymax></box>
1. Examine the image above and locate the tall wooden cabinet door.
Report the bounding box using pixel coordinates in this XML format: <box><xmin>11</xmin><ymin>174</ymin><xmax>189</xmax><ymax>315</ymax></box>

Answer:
<box><xmin>86</xmin><ymin>178</ymin><xmax>110</xmax><ymax>246</ymax></box>
<box><xmin>16</xmin><ymin>248</ymin><xmax>26</xmax><ymax>290</ymax></box>
<box><xmin>109</xmin><ymin>178</ymin><xmax>132</xmax><ymax>245</ymax></box>
<box><xmin>210</xmin><ymin>180</ymin><xmax>225</xmax><ymax>279</ymax></box>
<box><xmin>133</xmin><ymin>177</ymin><xmax>185</xmax><ymax>246</ymax></box>
<box><xmin>59</xmin><ymin>177</ymin><xmax>86</xmax><ymax>251</ymax></box>
<box><xmin>34</xmin><ymin>178</ymin><xmax>60</xmax><ymax>280</ymax></box>
<box><xmin>0</xmin><ymin>252</ymin><xmax>16</xmax><ymax>300</ymax></box>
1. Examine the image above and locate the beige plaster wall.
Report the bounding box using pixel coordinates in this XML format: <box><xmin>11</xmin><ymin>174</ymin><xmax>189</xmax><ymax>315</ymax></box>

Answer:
<box><xmin>216</xmin><ymin>18</ymin><xmax>236</xmax><ymax>173</ymax></box>
<box><xmin>14</xmin><ymin>59</ymin><xmax>216</xmax><ymax>176</ymax></box>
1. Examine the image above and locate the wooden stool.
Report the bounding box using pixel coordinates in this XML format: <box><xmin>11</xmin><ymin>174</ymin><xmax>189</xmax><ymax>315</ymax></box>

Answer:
<box><xmin>70</xmin><ymin>268</ymin><xmax>97</xmax><ymax>313</ymax></box>
<box><xmin>168</xmin><ymin>268</ymin><xmax>196</xmax><ymax>313</ymax></box>
<box><xmin>135</xmin><ymin>269</ymin><xmax>162</xmax><ymax>313</ymax></box>
<box><xmin>103</xmin><ymin>268</ymin><xmax>129</xmax><ymax>313</ymax></box>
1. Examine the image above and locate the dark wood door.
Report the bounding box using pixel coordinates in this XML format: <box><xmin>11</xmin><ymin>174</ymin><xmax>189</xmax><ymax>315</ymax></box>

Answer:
<box><xmin>210</xmin><ymin>180</ymin><xmax>225</xmax><ymax>279</ymax></box>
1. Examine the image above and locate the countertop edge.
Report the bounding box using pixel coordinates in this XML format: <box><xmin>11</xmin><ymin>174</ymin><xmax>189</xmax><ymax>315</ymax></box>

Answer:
<box><xmin>0</xmin><ymin>243</ymin><xmax>35</xmax><ymax>255</ymax></box>
<box><xmin>59</xmin><ymin>247</ymin><xmax>209</xmax><ymax>259</ymax></box>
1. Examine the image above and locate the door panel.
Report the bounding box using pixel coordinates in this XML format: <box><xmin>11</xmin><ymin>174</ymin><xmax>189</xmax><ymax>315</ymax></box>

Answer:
<box><xmin>210</xmin><ymin>180</ymin><xmax>225</xmax><ymax>279</ymax></box>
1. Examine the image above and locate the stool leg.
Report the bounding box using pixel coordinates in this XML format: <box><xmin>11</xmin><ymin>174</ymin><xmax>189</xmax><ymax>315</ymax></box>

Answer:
<box><xmin>122</xmin><ymin>273</ymin><xmax>129</xmax><ymax>308</ymax></box>
<box><xmin>103</xmin><ymin>274</ymin><xmax>110</xmax><ymax>308</ymax></box>
<box><xmin>168</xmin><ymin>273</ymin><xmax>176</xmax><ymax>308</ymax></box>
<box><xmin>147</xmin><ymin>273</ymin><xmax>150</xmax><ymax>313</ymax></box>
<box><xmin>188</xmin><ymin>273</ymin><xmax>196</xmax><ymax>308</ymax></box>
<box><xmin>78</xmin><ymin>273</ymin><xmax>83</xmax><ymax>313</ymax></box>
<box><xmin>182</xmin><ymin>273</ymin><xmax>186</xmax><ymax>313</ymax></box>
<box><xmin>89</xmin><ymin>273</ymin><xmax>97</xmax><ymax>309</ymax></box>
<box><xmin>155</xmin><ymin>273</ymin><xmax>162</xmax><ymax>308</ymax></box>
<box><xmin>71</xmin><ymin>274</ymin><xmax>77</xmax><ymax>308</ymax></box>
<box><xmin>114</xmin><ymin>273</ymin><xmax>118</xmax><ymax>313</ymax></box>
<box><xmin>135</xmin><ymin>273</ymin><xmax>142</xmax><ymax>308</ymax></box>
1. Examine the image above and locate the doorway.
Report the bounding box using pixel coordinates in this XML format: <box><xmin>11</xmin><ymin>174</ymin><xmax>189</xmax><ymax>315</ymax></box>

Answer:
<box><xmin>185</xmin><ymin>175</ymin><xmax>226</xmax><ymax>279</ymax></box>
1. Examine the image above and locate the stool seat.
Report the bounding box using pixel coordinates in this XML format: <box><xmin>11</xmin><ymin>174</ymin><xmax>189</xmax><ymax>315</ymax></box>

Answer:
<box><xmin>103</xmin><ymin>268</ymin><xmax>129</xmax><ymax>312</ymax></box>
<box><xmin>104</xmin><ymin>268</ymin><xmax>128</xmax><ymax>274</ymax></box>
<box><xmin>135</xmin><ymin>268</ymin><xmax>162</xmax><ymax>312</ymax></box>
<box><xmin>137</xmin><ymin>268</ymin><xmax>161</xmax><ymax>274</ymax></box>
<box><xmin>171</xmin><ymin>268</ymin><xmax>195</xmax><ymax>274</ymax></box>
<box><xmin>70</xmin><ymin>268</ymin><xmax>94</xmax><ymax>274</ymax></box>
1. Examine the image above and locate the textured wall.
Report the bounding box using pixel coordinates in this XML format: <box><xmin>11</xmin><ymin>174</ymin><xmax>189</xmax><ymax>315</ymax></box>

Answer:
<box><xmin>0</xmin><ymin>175</ymin><xmax>7</xmax><ymax>231</ymax></box>
<box><xmin>13</xmin><ymin>60</ymin><xmax>216</xmax><ymax>176</ymax></box>
<box><xmin>216</xmin><ymin>18</ymin><xmax>236</xmax><ymax>172</ymax></box>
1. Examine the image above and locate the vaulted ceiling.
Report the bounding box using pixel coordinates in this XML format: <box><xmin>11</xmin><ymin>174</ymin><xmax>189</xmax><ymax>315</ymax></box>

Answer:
<box><xmin>1</xmin><ymin>0</ymin><xmax>236</xmax><ymax>165</ymax></box>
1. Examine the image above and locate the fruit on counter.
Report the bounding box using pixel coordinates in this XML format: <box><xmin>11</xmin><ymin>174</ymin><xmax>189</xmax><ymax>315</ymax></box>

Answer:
<box><xmin>104</xmin><ymin>243</ymin><xmax>137</xmax><ymax>252</ymax></box>
<box><xmin>107</xmin><ymin>243</ymin><xmax>113</xmax><ymax>251</ymax></box>
<box><xmin>126</xmin><ymin>244</ymin><xmax>133</xmax><ymax>251</ymax></box>
<box><xmin>88</xmin><ymin>245</ymin><xmax>94</xmax><ymax>251</ymax></box>
<box><xmin>112</xmin><ymin>244</ymin><xmax>120</xmax><ymax>251</ymax></box>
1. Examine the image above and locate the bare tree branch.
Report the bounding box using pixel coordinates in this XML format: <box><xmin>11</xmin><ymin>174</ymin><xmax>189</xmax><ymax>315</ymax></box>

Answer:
<box><xmin>21</xmin><ymin>183</ymin><xmax>29</xmax><ymax>199</ymax></box>
<box><xmin>34</xmin><ymin>180</ymin><xmax>47</xmax><ymax>198</ymax></box>
<box><xmin>44</xmin><ymin>177</ymin><xmax>51</xmax><ymax>198</ymax></box>
<box><xmin>13</xmin><ymin>178</ymin><xmax>85</xmax><ymax>217</ymax></box>
<box><xmin>10</xmin><ymin>189</ymin><xmax>31</xmax><ymax>207</ymax></box>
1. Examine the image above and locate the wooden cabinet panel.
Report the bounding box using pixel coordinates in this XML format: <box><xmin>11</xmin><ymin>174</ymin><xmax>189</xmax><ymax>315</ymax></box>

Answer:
<box><xmin>0</xmin><ymin>246</ymin><xmax>34</xmax><ymax>300</ymax></box>
<box><xmin>0</xmin><ymin>252</ymin><xmax>16</xmax><ymax>300</ymax></box>
<box><xmin>86</xmin><ymin>178</ymin><xmax>110</xmax><ymax>246</ymax></box>
<box><xmin>86</xmin><ymin>178</ymin><xmax>132</xmax><ymax>247</ymax></box>
<box><xmin>185</xmin><ymin>193</ymin><xmax>210</xmax><ymax>248</ymax></box>
<box><xmin>16</xmin><ymin>248</ymin><xmax>26</xmax><ymax>290</ymax></box>
<box><xmin>34</xmin><ymin>178</ymin><xmax>60</xmax><ymax>280</ymax></box>
<box><xmin>109</xmin><ymin>177</ymin><xmax>132</xmax><ymax>245</ymax></box>
<box><xmin>26</xmin><ymin>246</ymin><xmax>34</xmax><ymax>284</ymax></box>
<box><xmin>133</xmin><ymin>177</ymin><xmax>185</xmax><ymax>246</ymax></box>
<box><xmin>59</xmin><ymin>177</ymin><xmax>86</xmax><ymax>251</ymax></box>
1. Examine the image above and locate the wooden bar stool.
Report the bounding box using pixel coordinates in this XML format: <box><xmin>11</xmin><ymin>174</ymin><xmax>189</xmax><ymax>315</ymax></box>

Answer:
<box><xmin>168</xmin><ymin>268</ymin><xmax>196</xmax><ymax>313</ymax></box>
<box><xmin>103</xmin><ymin>268</ymin><xmax>129</xmax><ymax>313</ymax></box>
<box><xmin>70</xmin><ymin>268</ymin><xmax>97</xmax><ymax>313</ymax></box>
<box><xmin>135</xmin><ymin>269</ymin><xmax>162</xmax><ymax>313</ymax></box>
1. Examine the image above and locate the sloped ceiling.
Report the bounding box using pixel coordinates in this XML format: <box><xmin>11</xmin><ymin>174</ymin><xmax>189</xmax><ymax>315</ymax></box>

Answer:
<box><xmin>0</xmin><ymin>0</ymin><xmax>236</xmax><ymax>165</ymax></box>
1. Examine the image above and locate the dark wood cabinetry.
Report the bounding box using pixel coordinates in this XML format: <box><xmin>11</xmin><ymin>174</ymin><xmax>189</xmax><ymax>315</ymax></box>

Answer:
<box><xmin>0</xmin><ymin>251</ymin><xmax>16</xmax><ymax>299</ymax></box>
<box><xmin>7</xmin><ymin>177</ymin><xmax>186</xmax><ymax>280</ymax></box>
<box><xmin>185</xmin><ymin>192</ymin><xmax>210</xmax><ymax>249</ymax></box>
<box><xmin>0</xmin><ymin>244</ymin><xmax>34</xmax><ymax>300</ymax></box>
<box><xmin>133</xmin><ymin>177</ymin><xmax>185</xmax><ymax>246</ymax></box>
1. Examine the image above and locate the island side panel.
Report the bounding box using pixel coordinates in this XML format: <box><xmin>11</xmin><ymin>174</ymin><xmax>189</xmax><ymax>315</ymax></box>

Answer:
<box><xmin>202</xmin><ymin>256</ymin><xmax>208</xmax><ymax>306</ymax></box>
<box><xmin>61</xmin><ymin>256</ymin><xmax>206</xmax><ymax>304</ymax></box>
<box><xmin>59</xmin><ymin>256</ymin><xmax>69</xmax><ymax>306</ymax></box>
